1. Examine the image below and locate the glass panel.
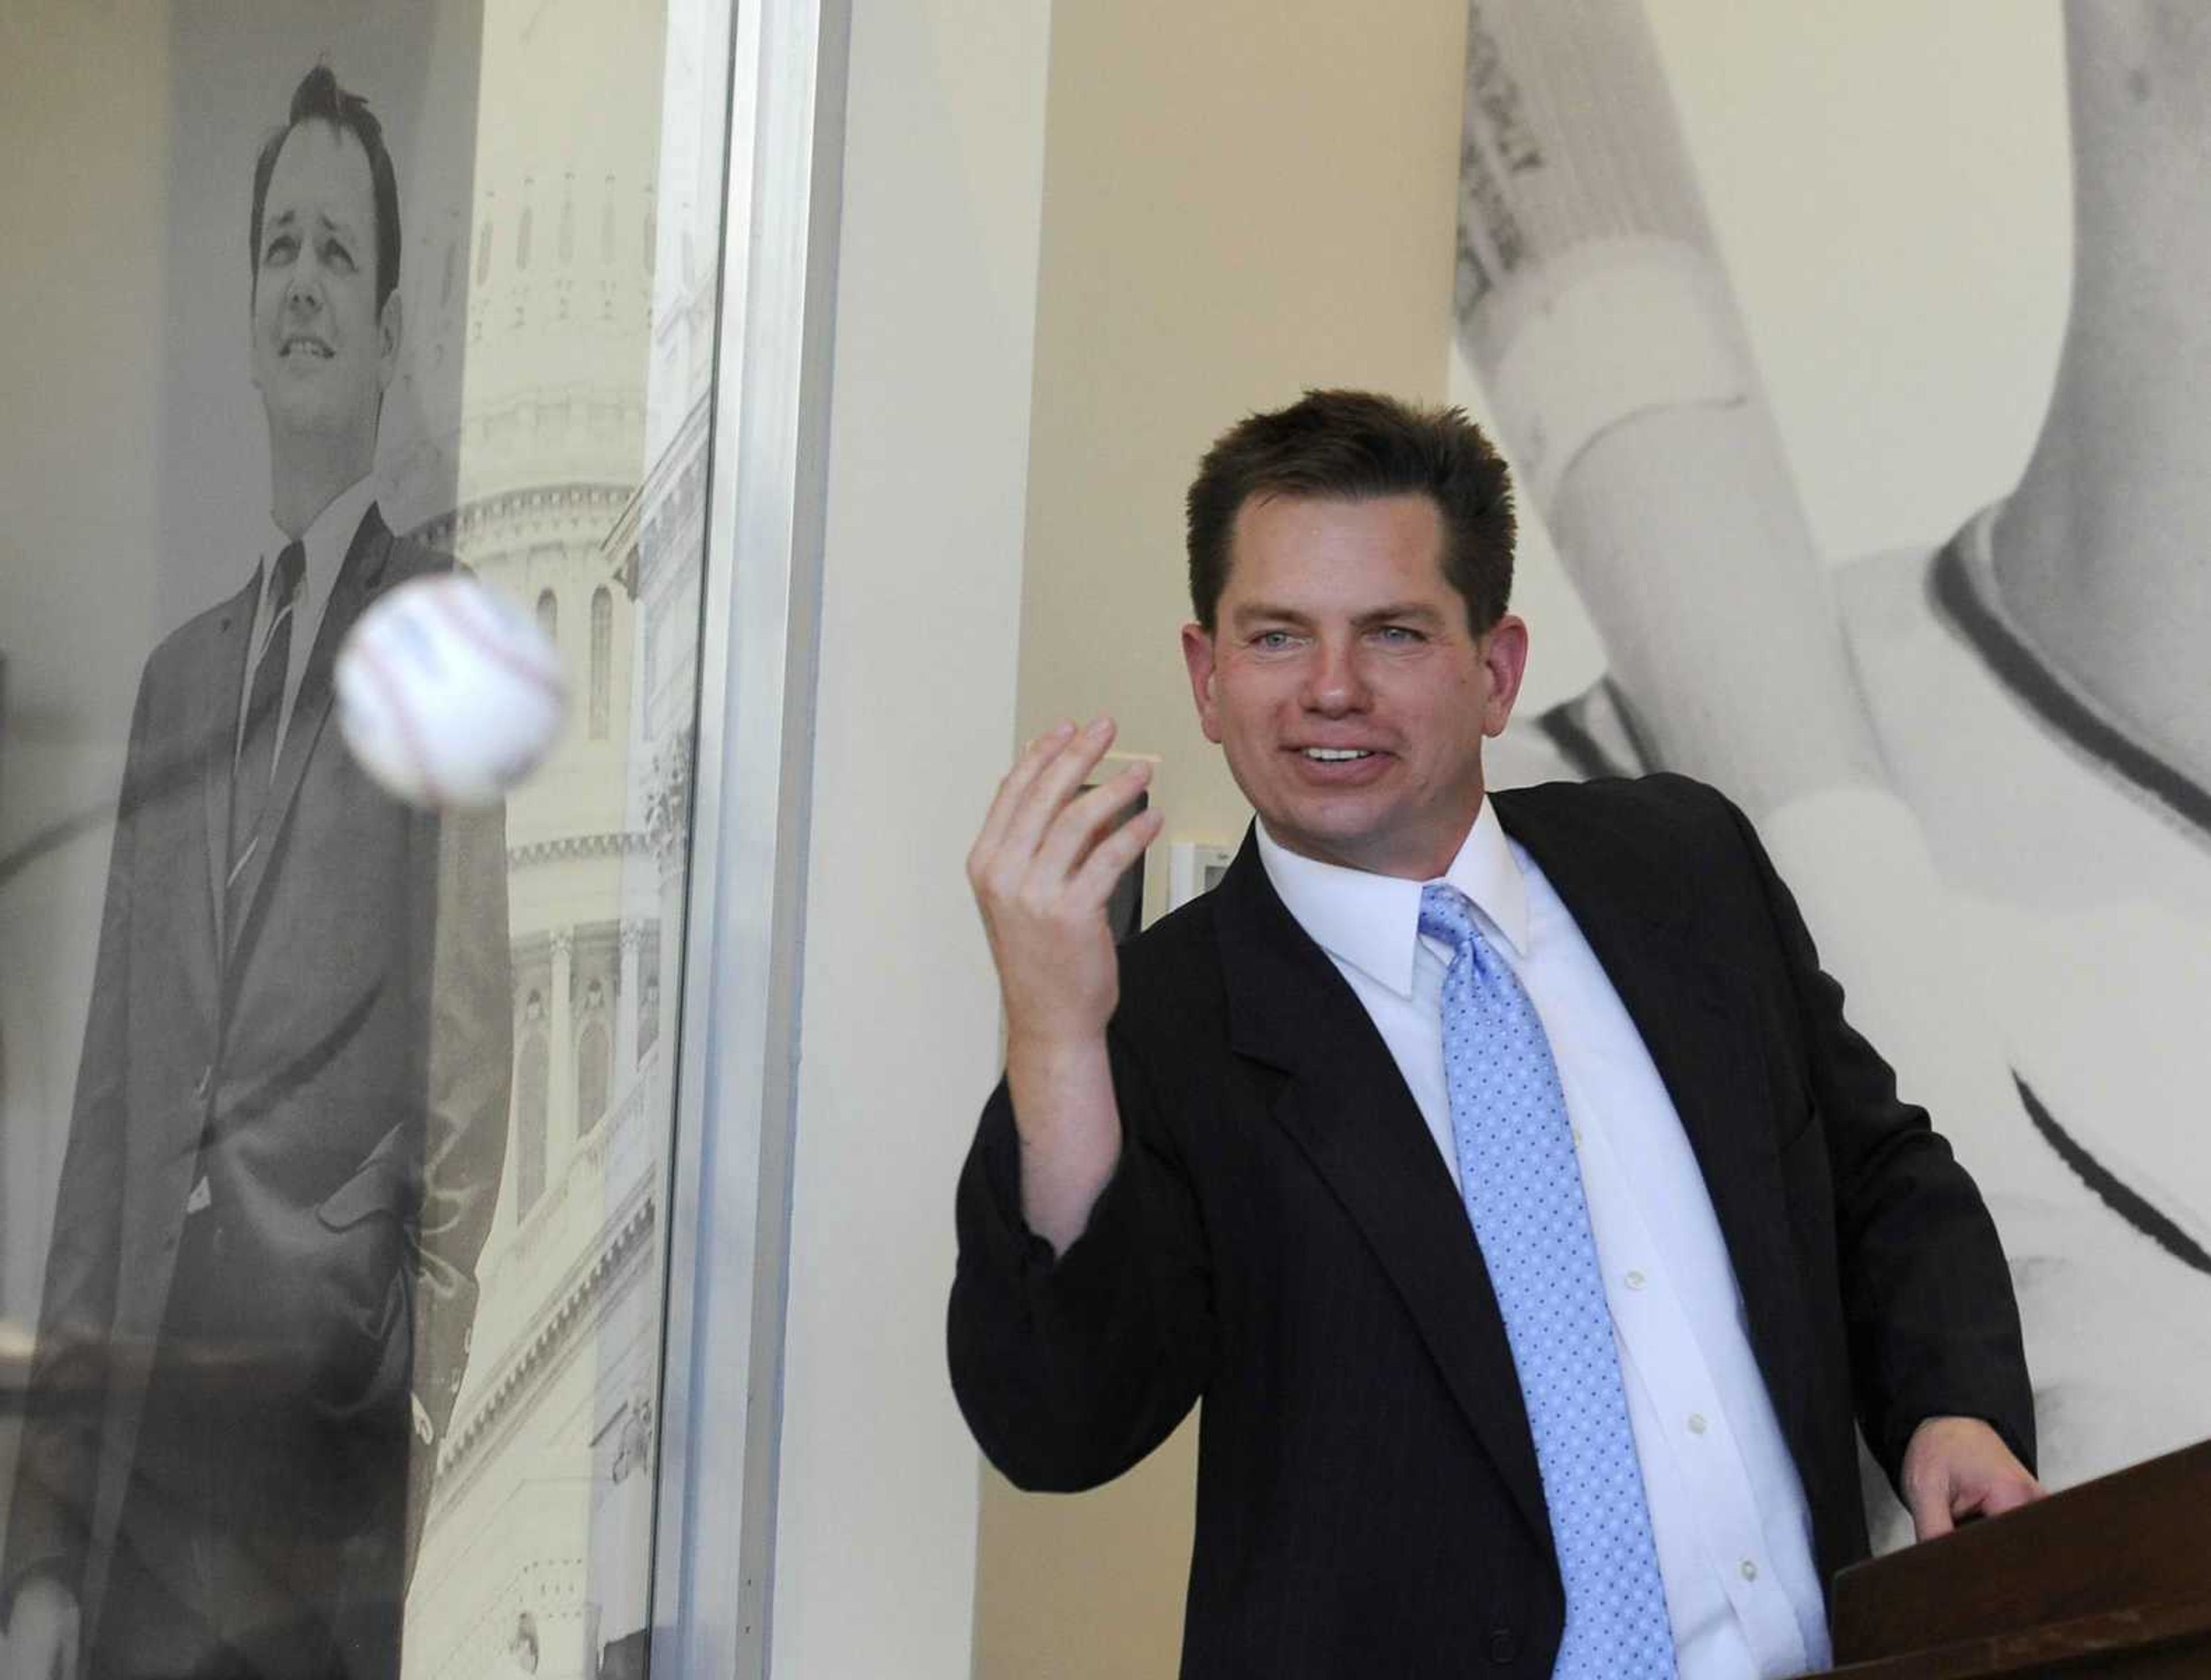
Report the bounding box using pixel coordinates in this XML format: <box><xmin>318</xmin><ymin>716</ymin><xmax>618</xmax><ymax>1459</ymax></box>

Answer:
<box><xmin>0</xmin><ymin>1</ymin><xmax>745</xmax><ymax>1673</ymax></box>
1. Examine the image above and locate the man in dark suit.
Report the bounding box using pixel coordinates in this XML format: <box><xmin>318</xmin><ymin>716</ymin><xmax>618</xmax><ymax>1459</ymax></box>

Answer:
<box><xmin>2</xmin><ymin>66</ymin><xmax>509</xmax><ymax>1679</ymax></box>
<box><xmin>951</xmin><ymin>390</ymin><xmax>2040</xmax><ymax>1677</ymax></box>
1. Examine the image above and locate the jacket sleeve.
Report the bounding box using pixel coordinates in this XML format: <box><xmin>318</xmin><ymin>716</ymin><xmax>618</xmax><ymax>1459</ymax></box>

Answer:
<box><xmin>946</xmin><ymin>1023</ymin><xmax>1215</xmax><ymax>1494</ymax></box>
<box><xmin>2</xmin><ymin>673</ymin><xmax>154</xmax><ymax>1613</ymax></box>
<box><xmin>397</xmin><ymin>795</ymin><xmax>511</xmax><ymax>1567</ymax></box>
<box><xmin>1717</xmin><ymin>785</ymin><xmax>2035</xmax><ymax>1485</ymax></box>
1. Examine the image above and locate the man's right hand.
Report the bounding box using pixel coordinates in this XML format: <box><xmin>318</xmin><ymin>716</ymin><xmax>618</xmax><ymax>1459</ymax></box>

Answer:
<box><xmin>967</xmin><ymin>718</ymin><xmax>1163</xmax><ymax>1253</ymax></box>
<box><xmin>3</xmin><ymin>1575</ymin><xmax>81</xmax><ymax>1680</ymax></box>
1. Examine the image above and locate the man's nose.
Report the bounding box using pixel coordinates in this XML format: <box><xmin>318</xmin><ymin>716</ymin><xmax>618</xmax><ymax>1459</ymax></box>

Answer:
<box><xmin>284</xmin><ymin>260</ymin><xmax>324</xmax><ymax>311</ymax></box>
<box><xmin>1301</xmin><ymin>637</ymin><xmax>1370</xmax><ymax>713</ymax></box>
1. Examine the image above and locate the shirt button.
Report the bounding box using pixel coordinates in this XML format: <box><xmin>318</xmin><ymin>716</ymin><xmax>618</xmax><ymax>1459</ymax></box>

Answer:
<box><xmin>1740</xmin><ymin>1559</ymin><xmax>1760</xmax><ymax>1582</ymax></box>
<box><xmin>1686</xmin><ymin>1412</ymin><xmax>1707</xmax><ymax>1435</ymax></box>
<box><xmin>1624</xmin><ymin>1269</ymin><xmax>1647</xmax><ymax>1291</ymax></box>
<box><xmin>1487</xmin><ymin>1626</ymin><xmax>1518</xmax><ymax>1663</ymax></box>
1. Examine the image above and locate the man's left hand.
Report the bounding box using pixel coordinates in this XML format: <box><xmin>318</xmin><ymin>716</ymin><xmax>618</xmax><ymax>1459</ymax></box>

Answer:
<box><xmin>1900</xmin><ymin>1415</ymin><xmax>2045</xmax><ymax>1541</ymax></box>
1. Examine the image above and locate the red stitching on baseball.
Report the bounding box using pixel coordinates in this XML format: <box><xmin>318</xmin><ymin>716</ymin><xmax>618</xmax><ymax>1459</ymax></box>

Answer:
<box><xmin>354</xmin><ymin>630</ymin><xmax>454</xmax><ymax>808</ymax></box>
<box><xmin>427</xmin><ymin>578</ymin><xmax>568</xmax><ymax>703</ymax></box>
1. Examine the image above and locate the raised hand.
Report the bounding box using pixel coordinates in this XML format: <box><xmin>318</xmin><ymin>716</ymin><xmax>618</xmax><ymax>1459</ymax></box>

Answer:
<box><xmin>967</xmin><ymin>717</ymin><xmax>1163</xmax><ymax>1252</ymax></box>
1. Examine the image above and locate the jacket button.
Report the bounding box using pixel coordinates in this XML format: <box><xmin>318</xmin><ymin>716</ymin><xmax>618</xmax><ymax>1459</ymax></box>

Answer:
<box><xmin>1488</xmin><ymin>1626</ymin><xmax>1518</xmax><ymax>1663</ymax></box>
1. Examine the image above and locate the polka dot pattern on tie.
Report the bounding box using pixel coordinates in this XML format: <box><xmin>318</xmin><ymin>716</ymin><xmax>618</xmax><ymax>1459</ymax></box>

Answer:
<box><xmin>1421</xmin><ymin>881</ymin><xmax>1677</xmax><ymax>1679</ymax></box>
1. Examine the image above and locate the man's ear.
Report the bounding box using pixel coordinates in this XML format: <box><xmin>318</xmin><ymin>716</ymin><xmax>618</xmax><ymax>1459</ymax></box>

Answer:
<box><xmin>1180</xmin><ymin>622</ymin><xmax>1225</xmax><ymax>745</ymax></box>
<box><xmin>378</xmin><ymin>290</ymin><xmax>404</xmax><ymax>391</ymax></box>
<box><xmin>1477</xmin><ymin>613</ymin><xmax>1530</xmax><ymax>738</ymax></box>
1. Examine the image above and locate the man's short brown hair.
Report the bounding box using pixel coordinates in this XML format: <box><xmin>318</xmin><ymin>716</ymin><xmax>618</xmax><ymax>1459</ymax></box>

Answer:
<box><xmin>1186</xmin><ymin>389</ymin><xmax>1516</xmax><ymax>635</ymax></box>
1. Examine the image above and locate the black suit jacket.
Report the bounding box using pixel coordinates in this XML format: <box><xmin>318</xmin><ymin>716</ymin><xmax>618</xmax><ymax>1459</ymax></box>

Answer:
<box><xmin>949</xmin><ymin>773</ymin><xmax>2032</xmax><ymax>1679</ymax></box>
<box><xmin>4</xmin><ymin>505</ymin><xmax>511</xmax><ymax>1661</ymax></box>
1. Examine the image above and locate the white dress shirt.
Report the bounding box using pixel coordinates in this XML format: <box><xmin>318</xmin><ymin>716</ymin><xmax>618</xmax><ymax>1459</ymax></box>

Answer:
<box><xmin>236</xmin><ymin>475</ymin><xmax>379</xmax><ymax>771</ymax></box>
<box><xmin>1256</xmin><ymin>801</ymin><xmax>1832</xmax><ymax>1679</ymax></box>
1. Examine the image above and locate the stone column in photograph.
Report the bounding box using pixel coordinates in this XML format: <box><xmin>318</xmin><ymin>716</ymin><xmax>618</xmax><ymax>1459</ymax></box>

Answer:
<box><xmin>549</xmin><ymin>926</ymin><xmax>577</xmax><ymax>1160</ymax></box>
<box><xmin>616</xmin><ymin>919</ymin><xmax>643</xmax><ymax>1075</ymax></box>
<box><xmin>644</xmin><ymin>726</ymin><xmax>693</xmax><ymax>1082</ymax></box>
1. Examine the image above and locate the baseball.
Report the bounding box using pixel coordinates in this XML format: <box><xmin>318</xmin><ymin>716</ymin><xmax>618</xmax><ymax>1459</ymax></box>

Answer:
<box><xmin>335</xmin><ymin>572</ymin><xmax>567</xmax><ymax>809</ymax></box>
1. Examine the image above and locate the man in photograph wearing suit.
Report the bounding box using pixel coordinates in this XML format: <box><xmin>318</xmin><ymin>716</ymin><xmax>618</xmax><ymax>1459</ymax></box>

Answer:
<box><xmin>2</xmin><ymin>65</ymin><xmax>509</xmax><ymax>1680</ymax></box>
<box><xmin>951</xmin><ymin>391</ymin><xmax>2041</xmax><ymax>1677</ymax></box>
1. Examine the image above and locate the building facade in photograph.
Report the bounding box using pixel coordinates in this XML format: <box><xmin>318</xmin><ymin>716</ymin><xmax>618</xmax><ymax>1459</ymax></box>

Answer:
<box><xmin>388</xmin><ymin>0</ymin><xmax>723</xmax><ymax>1671</ymax></box>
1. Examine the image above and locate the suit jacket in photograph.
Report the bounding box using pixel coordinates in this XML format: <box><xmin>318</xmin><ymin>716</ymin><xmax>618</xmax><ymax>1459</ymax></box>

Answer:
<box><xmin>3</xmin><ymin>505</ymin><xmax>512</xmax><ymax>1656</ymax></box>
<box><xmin>949</xmin><ymin>772</ymin><xmax>2033</xmax><ymax>1679</ymax></box>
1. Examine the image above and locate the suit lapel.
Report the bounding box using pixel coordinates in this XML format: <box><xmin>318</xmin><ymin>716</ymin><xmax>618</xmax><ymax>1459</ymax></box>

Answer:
<box><xmin>1492</xmin><ymin>787</ymin><xmax>1802</xmax><ymax>1397</ymax></box>
<box><xmin>1210</xmin><ymin>833</ymin><xmax>1553</xmax><ymax>1550</ymax></box>
<box><xmin>226</xmin><ymin>505</ymin><xmax>393</xmax><ymax>966</ymax></box>
<box><xmin>200</xmin><ymin>572</ymin><xmax>261</xmax><ymax>963</ymax></box>
<box><xmin>1490</xmin><ymin>788</ymin><xmax>1740</xmax><ymax>1161</ymax></box>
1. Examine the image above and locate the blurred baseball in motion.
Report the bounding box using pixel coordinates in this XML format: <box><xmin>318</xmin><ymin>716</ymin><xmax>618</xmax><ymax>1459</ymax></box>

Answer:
<box><xmin>336</xmin><ymin>572</ymin><xmax>565</xmax><ymax>809</ymax></box>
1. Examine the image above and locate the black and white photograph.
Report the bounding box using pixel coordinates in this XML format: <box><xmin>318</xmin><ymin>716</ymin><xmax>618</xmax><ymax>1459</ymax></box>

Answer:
<box><xmin>1451</xmin><ymin>0</ymin><xmax>2211</xmax><ymax>1534</ymax></box>
<box><xmin>1</xmin><ymin>2</ymin><xmax>739</xmax><ymax>1673</ymax></box>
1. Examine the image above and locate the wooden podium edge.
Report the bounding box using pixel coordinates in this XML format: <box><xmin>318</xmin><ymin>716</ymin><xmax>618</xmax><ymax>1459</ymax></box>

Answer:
<box><xmin>1817</xmin><ymin>1594</ymin><xmax>2211</xmax><ymax>1680</ymax></box>
<box><xmin>1830</xmin><ymin>1439</ymin><xmax>2211</xmax><ymax>1660</ymax></box>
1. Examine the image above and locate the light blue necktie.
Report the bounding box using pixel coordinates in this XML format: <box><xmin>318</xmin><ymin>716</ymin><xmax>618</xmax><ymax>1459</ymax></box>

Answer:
<box><xmin>1420</xmin><ymin>881</ymin><xmax>1676</xmax><ymax>1679</ymax></box>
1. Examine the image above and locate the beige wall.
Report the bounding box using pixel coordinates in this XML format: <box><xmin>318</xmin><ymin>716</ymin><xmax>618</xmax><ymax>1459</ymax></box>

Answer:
<box><xmin>1013</xmin><ymin>0</ymin><xmax>1472</xmax><ymax>914</ymax></box>
<box><xmin>975</xmin><ymin>4</ymin><xmax>1470</xmax><ymax>1673</ymax></box>
<box><xmin>769</xmin><ymin>1</ymin><xmax>1053</xmax><ymax>1675</ymax></box>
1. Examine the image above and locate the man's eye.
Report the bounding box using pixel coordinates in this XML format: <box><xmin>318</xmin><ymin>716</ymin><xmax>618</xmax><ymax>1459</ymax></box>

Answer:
<box><xmin>323</xmin><ymin>240</ymin><xmax>356</xmax><ymax>272</ymax></box>
<box><xmin>1373</xmin><ymin>625</ymin><xmax>1424</xmax><ymax>645</ymax></box>
<box><xmin>265</xmin><ymin>235</ymin><xmax>297</xmax><ymax>264</ymax></box>
<box><xmin>1254</xmin><ymin>630</ymin><xmax>1297</xmax><ymax>650</ymax></box>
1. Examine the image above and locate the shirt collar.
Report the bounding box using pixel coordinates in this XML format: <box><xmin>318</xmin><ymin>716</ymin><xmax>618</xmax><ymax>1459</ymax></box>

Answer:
<box><xmin>1254</xmin><ymin>796</ymin><xmax>1530</xmax><ymax>999</ymax></box>
<box><xmin>263</xmin><ymin>474</ymin><xmax>378</xmax><ymax>624</ymax></box>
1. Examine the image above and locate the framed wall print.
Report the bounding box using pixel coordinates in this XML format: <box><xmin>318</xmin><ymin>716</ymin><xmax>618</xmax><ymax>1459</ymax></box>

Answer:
<box><xmin>0</xmin><ymin>1</ymin><xmax>844</xmax><ymax>1673</ymax></box>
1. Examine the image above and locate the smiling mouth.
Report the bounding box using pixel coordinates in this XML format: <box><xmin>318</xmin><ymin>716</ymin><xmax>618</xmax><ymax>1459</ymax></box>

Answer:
<box><xmin>280</xmin><ymin>337</ymin><xmax>333</xmax><ymax>360</ymax></box>
<box><xmin>1300</xmin><ymin>747</ymin><xmax>1376</xmax><ymax>761</ymax></box>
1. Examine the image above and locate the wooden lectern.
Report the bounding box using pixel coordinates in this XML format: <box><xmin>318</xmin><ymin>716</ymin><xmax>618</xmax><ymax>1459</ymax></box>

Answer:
<box><xmin>1815</xmin><ymin>1439</ymin><xmax>2211</xmax><ymax>1677</ymax></box>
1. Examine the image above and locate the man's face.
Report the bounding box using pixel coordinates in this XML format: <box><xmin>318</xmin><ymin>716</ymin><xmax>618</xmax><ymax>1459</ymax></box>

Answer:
<box><xmin>1182</xmin><ymin>493</ymin><xmax>1527</xmax><ymax>881</ymax></box>
<box><xmin>250</xmin><ymin>121</ymin><xmax>397</xmax><ymax>458</ymax></box>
